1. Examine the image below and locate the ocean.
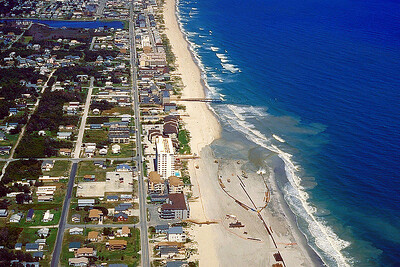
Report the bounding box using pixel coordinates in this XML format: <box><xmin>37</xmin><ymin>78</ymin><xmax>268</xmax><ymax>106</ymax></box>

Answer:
<box><xmin>175</xmin><ymin>0</ymin><xmax>400</xmax><ymax>266</ymax></box>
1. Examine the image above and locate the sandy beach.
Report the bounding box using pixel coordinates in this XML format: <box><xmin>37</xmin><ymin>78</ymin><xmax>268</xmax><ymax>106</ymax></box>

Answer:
<box><xmin>163</xmin><ymin>0</ymin><xmax>320</xmax><ymax>266</ymax></box>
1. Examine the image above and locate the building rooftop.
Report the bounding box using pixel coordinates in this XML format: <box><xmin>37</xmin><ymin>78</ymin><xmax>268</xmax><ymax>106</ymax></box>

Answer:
<box><xmin>149</xmin><ymin>171</ymin><xmax>162</xmax><ymax>184</ymax></box>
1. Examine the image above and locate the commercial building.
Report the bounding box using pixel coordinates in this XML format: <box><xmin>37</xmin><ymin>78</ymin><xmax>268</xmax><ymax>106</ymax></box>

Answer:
<box><xmin>156</xmin><ymin>137</ymin><xmax>175</xmax><ymax>179</ymax></box>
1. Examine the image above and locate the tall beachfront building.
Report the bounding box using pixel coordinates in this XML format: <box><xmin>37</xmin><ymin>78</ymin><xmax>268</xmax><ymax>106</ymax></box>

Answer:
<box><xmin>155</xmin><ymin>136</ymin><xmax>175</xmax><ymax>178</ymax></box>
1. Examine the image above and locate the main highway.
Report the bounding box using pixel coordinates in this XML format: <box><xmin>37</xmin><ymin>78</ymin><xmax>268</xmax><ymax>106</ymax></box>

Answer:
<box><xmin>129</xmin><ymin>4</ymin><xmax>150</xmax><ymax>267</ymax></box>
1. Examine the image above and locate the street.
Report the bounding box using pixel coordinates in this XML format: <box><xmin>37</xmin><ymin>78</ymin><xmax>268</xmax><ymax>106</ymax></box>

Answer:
<box><xmin>50</xmin><ymin>162</ymin><xmax>78</xmax><ymax>267</ymax></box>
<box><xmin>130</xmin><ymin>4</ymin><xmax>150</xmax><ymax>267</ymax></box>
<box><xmin>73</xmin><ymin>77</ymin><xmax>94</xmax><ymax>158</ymax></box>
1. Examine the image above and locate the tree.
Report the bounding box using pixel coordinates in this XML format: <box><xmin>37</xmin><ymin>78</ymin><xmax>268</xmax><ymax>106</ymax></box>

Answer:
<box><xmin>103</xmin><ymin>227</ymin><xmax>112</xmax><ymax>236</ymax></box>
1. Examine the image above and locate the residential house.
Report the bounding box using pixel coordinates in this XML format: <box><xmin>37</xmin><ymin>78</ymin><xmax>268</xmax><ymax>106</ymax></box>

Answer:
<box><xmin>0</xmin><ymin>209</ymin><xmax>8</xmax><ymax>217</ymax></box>
<box><xmin>26</xmin><ymin>209</ymin><xmax>35</xmax><ymax>222</ymax></box>
<box><xmin>168</xmin><ymin>176</ymin><xmax>184</xmax><ymax>194</ymax></box>
<box><xmin>114</xmin><ymin>212</ymin><xmax>128</xmax><ymax>221</ymax></box>
<box><xmin>9</xmin><ymin>213</ymin><xmax>23</xmax><ymax>223</ymax></box>
<box><xmin>84</xmin><ymin>143</ymin><xmax>96</xmax><ymax>158</ymax></box>
<box><xmin>94</xmin><ymin>160</ymin><xmax>106</xmax><ymax>169</ymax></box>
<box><xmin>167</xmin><ymin>226</ymin><xmax>186</xmax><ymax>243</ymax></box>
<box><xmin>160</xmin><ymin>193</ymin><xmax>190</xmax><ymax>220</ymax></box>
<box><xmin>68</xmin><ymin>257</ymin><xmax>89</xmax><ymax>267</ymax></box>
<box><xmin>68</xmin><ymin>242</ymin><xmax>81</xmax><ymax>252</ymax></box>
<box><xmin>32</xmin><ymin>252</ymin><xmax>44</xmax><ymax>260</ymax></box>
<box><xmin>59</xmin><ymin>148</ymin><xmax>72</xmax><ymax>156</ymax></box>
<box><xmin>0</xmin><ymin>146</ymin><xmax>11</xmax><ymax>155</ymax></box>
<box><xmin>165</xmin><ymin>261</ymin><xmax>188</xmax><ymax>267</ymax></box>
<box><xmin>41</xmin><ymin>160</ymin><xmax>54</xmax><ymax>171</ymax></box>
<box><xmin>14</xmin><ymin>243</ymin><xmax>22</xmax><ymax>250</ymax></box>
<box><xmin>69</xmin><ymin>227</ymin><xmax>83</xmax><ymax>235</ymax></box>
<box><xmin>106</xmin><ymin>240</ymin><xmax>127</xmax><ymax>250</ymax></box>
<box><xmin>0</xmin><ymin>132</ymin><xmax>6</xmax><ymax>141</ymax></box>
<box><xmin>107</xmin><ymin>195</ymin><xmax>119</xmax><ymax>202</ymax></box>
<box><xmin>39</xmin><ymin>176</ymin><xmax>60</xmax><ymax>183</ymax></box>
<box><xmin>74</xmin><ymin>247</ymin><xmax>96</xmax><ymax>257</ymax></box>
<box><xmin>88</xmin><ymin>209</ymin><xmax>103</xmax><ymax>221</ymax></box>
<box><xmin>77</xmin><ymin>199</ymin><xmax>95</xmax><ymax>208</ymax></box>
<box><xmin>116</xmin><ymin>164</ymin><xmax>132</xmax><ymax>172</ymax></box>
<box><xmin>42</xmin><ymin>210</ymin><xmax>54</xmax><ymax>222</ymax></box>
<box><xmin>57</xmin><ymin>131</ymin><xmax>72</xmax><ymax>140</ymax></box>
<box><xmin>99</xmin><ymin>148</ymin><xmax>107</xmax><ymax>155</ymax></box>
<box><xmin>26</xmin><ymin>243</ymin><xmax>39</xmax><ymax>252</ymax></box>
<box><xmin>116</xmin><ymin>226</ymin><xmax>130</xmax><ymax>237</ymax></box>
<box><xmin>155</xmin><ymin>224</ymin><xmax>169</xmax><ymax>234</ymax></box>
<box><xmin>83</xmin><ymin>175</ymin><xmax>95</xmax><ymax>182</ymax></box>
<box><xmin>160</xmin><ymin>247</ymin><xmax>179</xmax><ymax>259</ymax></box>
<box><xmin>108</xmin><ymin>125</ymin><xmax>130</xmax><ymax>143</ymax></box>
<box><xmin>87</xmin><ymin>231</ymin><xmax>101</xmax><ymax>242</ymax></box>
<box><xmin>112</xmin><ymin>144</ymin><xmax>121</xmax><ymax>154</ymax></box>
<box><xmin>37</xmin><ymin>227</ymin><xmax>50</xmax><ymax>238</ymax></box>
<box><xmin>148</xmin><ymin>171</ymin><xmax>165</xmax><ymax>194</ymax></box>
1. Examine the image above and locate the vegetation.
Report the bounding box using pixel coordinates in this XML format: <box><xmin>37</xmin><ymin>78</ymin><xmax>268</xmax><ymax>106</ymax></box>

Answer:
<box><xmin>83</xmin><ymin>129</ymin><xmax>108</xmax><ymax>144</ymax></box>
<box><xmin>2</xmin><ymin>159</ymin><xmax>42</xmax><ymax>184</ymax></box>
<box><xmin>178</xmin><ymin>129</ymin><xmax>191</xmax><ymax>154</ymax></box>
<box><xmin>90</xmin><ymin>100</ymin><xmax>115</xmax><ymax>112</ymax></box>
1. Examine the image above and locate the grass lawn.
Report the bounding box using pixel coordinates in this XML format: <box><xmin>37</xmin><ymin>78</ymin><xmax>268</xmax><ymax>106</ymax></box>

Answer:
<box><xmin>178</xmin><ymin>129</ymin><xmax>191</xmax><ymax>154</ymax></box>
<box><xmin>18</xmin><ymin>209</ymin><xmax>61</xmax><ymax>227</ymax></box>
<box><xmin>43</xmin><ymin>160</ymin><xmax>71</xmax><ymax>177</ymax></box>
<box><xmin>102</xmin><ymin>107</ymin><xmax>132</xmax><ymax>116</ymax></box>
<box><xmin>22</xmin><ymin>36</ymin><xmax>33</xmax><ymax>44</ymax></box>
<box><xmin>0</xmin><ymin>133</ymin><xmax>19</xmax><ymax>147</ymax></box>
<box><xmin>106</xmin><ymin>143</ymin><xmax>135</xmax><ymax>158</ymax></box>
<box><xmin>87</xmin><ymin>116</ymin><xmax>110</xmax><ymax>124</ymax></box>
<box><xmin>76</xmin><ymin>161</ymin><xmax>114</xmax><ymax>181</ymax></box>
<box><xmin>83</xmin><ymin>129</ymin><xmax>108</xmax><ymax>143</ymax></box>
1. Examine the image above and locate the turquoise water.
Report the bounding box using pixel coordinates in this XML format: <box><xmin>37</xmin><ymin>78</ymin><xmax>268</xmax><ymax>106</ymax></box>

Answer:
<box><xmin>176</xmin><ymin>0</ymin><xmax>400</xmax><ymax>265</ymax></box>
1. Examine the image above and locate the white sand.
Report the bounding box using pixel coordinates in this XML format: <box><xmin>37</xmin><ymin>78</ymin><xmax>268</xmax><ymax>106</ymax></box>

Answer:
<box><xmin>163</xmin><ymin>0</ymin><xmax>319</xmax><ymax>266</ymax></box>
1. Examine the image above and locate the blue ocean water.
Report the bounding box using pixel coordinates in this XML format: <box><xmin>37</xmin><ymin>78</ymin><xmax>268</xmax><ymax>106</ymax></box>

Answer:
<box><xmin>176</xmin><ymin>0</ymin><xmax>400</xmax><ymax>266</ymax></box>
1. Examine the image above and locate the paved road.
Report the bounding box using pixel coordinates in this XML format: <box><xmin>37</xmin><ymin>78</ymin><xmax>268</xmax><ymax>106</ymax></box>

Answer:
<box><xmin>130</xmin><ymin>4</ymin><xmax>150</xmax><ymax>267</ymax></box>
<box><xmin>73</xmin><ymin>77</ymin><xmax>94</xmax><ymax>158</ymax></box>
<box><xmin>51</xmin><ymin>162</ymin><xmax>78</xmax><ymax>267</ymax></box>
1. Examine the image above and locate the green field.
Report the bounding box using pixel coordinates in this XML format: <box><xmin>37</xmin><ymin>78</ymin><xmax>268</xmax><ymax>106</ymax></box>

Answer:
<box><xmin>82</xmin><ymin>129</ymin><xmax>108</xmax><ymax>143</ymax></box>
<box><xmin>76</xmin><ymin>161</ymin><xmax>114</xmax><ymax>181</ymax></box>
<box><xmin>43</xmin><ymin>160</ymin><xmax>71</xmax><ymax>177</ymax></box>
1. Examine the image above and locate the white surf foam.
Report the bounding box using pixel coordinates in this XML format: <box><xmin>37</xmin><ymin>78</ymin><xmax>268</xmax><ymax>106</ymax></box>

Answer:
<box><xmin>221</xmin><ymin>63</ymin><xmax>241</xmax><ymax>73</ymax></box>
<box><xmin>273</xmin><ymin>134</ymin><xmax>286</xmax><ymax>143</ymax></box>
<box><xmin>216</xmin><ymin>104</ymin><xmax>352</xmax><ymax>267</ymax></box>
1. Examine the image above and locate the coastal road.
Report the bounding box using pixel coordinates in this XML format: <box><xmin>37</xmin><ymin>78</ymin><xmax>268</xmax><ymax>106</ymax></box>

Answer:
<box><xmin>130</xmin><ymin>4</ymin><xmax>150</xmax><ymax>267</ymax></box>
<box><xmin>73</xmin><ymin>77</ymin><xmax>94</xmax><ymax>158</ymax></box>
<box><xmin>50</xmin><ymin>162</ymin><xmax>78</xmax><ymax>267</ymax></box>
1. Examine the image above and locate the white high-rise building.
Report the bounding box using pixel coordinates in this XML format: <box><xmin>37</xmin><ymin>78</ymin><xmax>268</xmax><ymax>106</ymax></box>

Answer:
<box><xmin>156</xmin><ymin>137</ymin><xmax>175</xmax><ymax>178</ymax></box>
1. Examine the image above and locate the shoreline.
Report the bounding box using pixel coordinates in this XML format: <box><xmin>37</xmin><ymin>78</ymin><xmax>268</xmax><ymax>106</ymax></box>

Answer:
<box><xmin>163</xmin><ymin>0</ymin><xmax>322</xmax><ymax>266</ymax></box>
